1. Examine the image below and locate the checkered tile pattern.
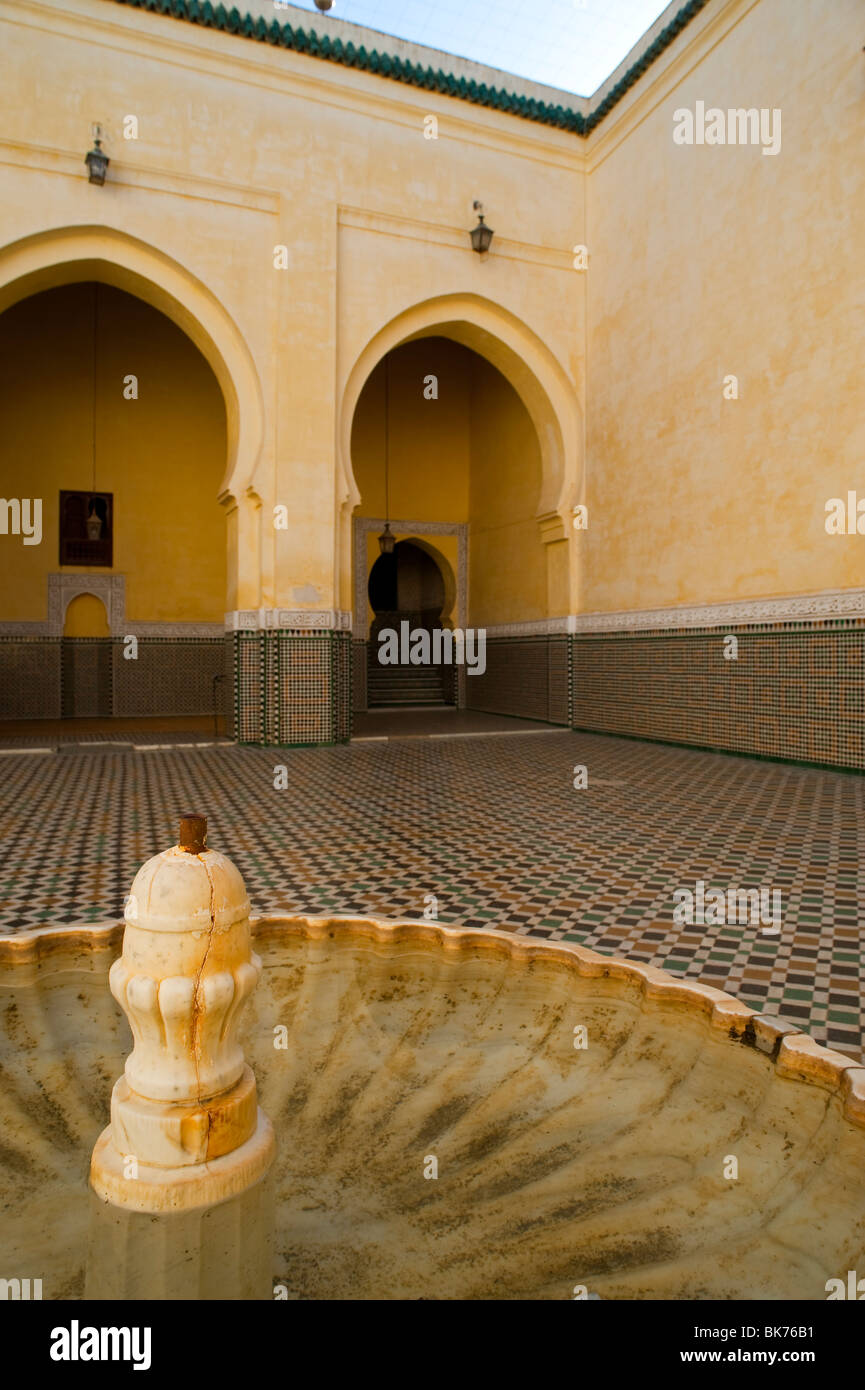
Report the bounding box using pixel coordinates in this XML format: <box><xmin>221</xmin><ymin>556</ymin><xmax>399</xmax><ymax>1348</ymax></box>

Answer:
<box><xmin>467</xmin><ymin>635</ymin><xmax>570</xmax><ymax>724</ymax></box>
<box><xmin>0</xmin><ymin>636</ymin><xmax>228</xmax><ymax>721</ymax></box>
<box><xmin>233</xmin><ymin>631</ymin><xmax>351</xmax><ymax>745</ymax></box>
<box><xmin>0</xmin><ymin>731</ymin><xmax>861</xmax><ymax>1058</ymax></box>
<box><xmin>573</xmin><ymin>624</ymin><xmax>865</xmax><ymax>770</ymax></box>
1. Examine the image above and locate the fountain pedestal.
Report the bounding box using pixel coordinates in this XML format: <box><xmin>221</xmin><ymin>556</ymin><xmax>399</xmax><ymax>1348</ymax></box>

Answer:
<box><xmin>85</xmin><ymin>1177</ymin><xmax>275</xmax><ymax>1300</ymax></box>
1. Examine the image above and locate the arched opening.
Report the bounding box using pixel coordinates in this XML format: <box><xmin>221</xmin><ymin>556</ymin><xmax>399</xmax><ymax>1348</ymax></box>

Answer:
<box><xmin>368</xmin><ymin>541</ymin><xmax>446</xmax><ymax>627</ymax></box>
<box><xmin>63</xmin><ymin>594</ymin><xmax>110</xmax><ymax>638</ymax></box>
<box><xmin>0</xmin><ymin>279</ymin><xmax>227</xmax><ymax>723</ymax></box>
<box><xmin>367</xmin><ymin>540</ymin><xmax>453</xmax><ymax>706</ymax></box>
<box><xmin>349</xmin><ymin>332</ymin><xmax>550</xmax><ymax>714</ymax></box>
<box><xmin>337</xmin><ymin>293</ymin><xmax>582</xmax><ymax>626</ymax></box>
<box><xmin>0</xmin><ymin>225</ymin><xmax>269</xmax><ymax>734</ymax></box>
<box><xmin>61</xmin><ymin>593</ymin><xmax>112</xmax><ymax>718</ymax></box>
<box><xmin>0</xmin><ymin>226</ymin><xmax>265</xmax><ymax>507</ymax></box>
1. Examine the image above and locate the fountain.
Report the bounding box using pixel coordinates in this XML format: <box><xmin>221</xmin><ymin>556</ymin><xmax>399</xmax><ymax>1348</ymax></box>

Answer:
<box><xmin>86</xmin><ymin>814</ymin><xmax>275</xmax><ymax>1298</ymax></box>
<box><xmin>1</xmin><ymin>820</ymin><xmax>864</xmax><ymax>1300</ymax></box>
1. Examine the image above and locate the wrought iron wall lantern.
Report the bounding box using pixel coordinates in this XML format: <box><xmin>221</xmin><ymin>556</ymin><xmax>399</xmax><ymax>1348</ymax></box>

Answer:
<box><xmin>470</xmin><ymin>201</ymin><xmax>494</xmax><ymax>254</ymax></box>
<box><xmin>85</xmin><ymin>127</ymin><xmax>110</xmax><ymax>185</ymax></box>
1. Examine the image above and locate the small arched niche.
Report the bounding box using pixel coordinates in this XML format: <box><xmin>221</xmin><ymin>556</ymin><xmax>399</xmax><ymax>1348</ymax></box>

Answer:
<box><xmin>63</xmin><ymin>593</ymin><xmax>110</xmax><ymax>638</ymax></box>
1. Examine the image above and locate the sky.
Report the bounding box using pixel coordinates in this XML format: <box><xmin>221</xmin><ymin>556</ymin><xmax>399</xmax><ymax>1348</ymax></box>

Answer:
<box><xmin>286</xmin><ymin>0</ymin><xmax>674</xmax><ymax>97</ymax></box>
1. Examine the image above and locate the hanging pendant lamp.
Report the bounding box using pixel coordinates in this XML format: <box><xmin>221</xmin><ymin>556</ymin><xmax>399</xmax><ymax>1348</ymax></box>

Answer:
<box><xmin>378</xmin><ymin>355</ymin><xmax>395</xmax><ymax>556</ymax></box>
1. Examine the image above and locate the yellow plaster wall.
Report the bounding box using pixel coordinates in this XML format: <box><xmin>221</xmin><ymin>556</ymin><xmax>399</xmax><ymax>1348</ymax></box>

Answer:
<box><xmin>352</xmin><ymin>339</ymin><xmax>471</xmax><ymax>524</ymax></box>
<box><xmin>468</xmin><ymin>355</ymin><xmax>546</xmax><ymax>626</ymax></box>
<box><xmin>0</xmin><ymin>284</ymin><xmax>226</xmax><ymax>623</ymax></box>
<box><xmin>0</xmin><ymin>0</ymin><xmax>583</xmax><ymax>618</ymax></box>
<box><xmin>4</xmin><ymin>0</ymin><xmax>856</xmax><ymax>627</ymax></box>
<box><xmin>583</xmin><ymin>0</ymin><xmax>865</xmax><ymax>613</ymax></box>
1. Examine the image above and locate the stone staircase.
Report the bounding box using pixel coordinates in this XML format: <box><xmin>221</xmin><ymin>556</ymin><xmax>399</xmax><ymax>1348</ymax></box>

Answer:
<box><xmin>367</xmin><ymin>613</ymin><xmax>454</xmax><ymax>707</ymax></box>
<box><xmin>367</xmin><ymin>660</ymin><xmax>450</xmax><ymax>707</ymax></box>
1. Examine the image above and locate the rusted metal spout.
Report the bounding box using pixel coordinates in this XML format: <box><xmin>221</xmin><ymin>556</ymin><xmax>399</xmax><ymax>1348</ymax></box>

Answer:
<box><xmin>178</xmin><ymin>814</ymin><xmax>207</xmax><ymax>854</ymax></box>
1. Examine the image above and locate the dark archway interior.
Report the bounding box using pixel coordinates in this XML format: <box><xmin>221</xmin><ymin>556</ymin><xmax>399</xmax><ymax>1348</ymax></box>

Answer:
<box><xmin>368</xmin><ymin>541</ymin><xmax>445</xmax><ymax>633</ymax></box>
<box><xmin>367</xmin><ymin>541</ymin><xmax>453</xmax><ymax>708</ymax></box>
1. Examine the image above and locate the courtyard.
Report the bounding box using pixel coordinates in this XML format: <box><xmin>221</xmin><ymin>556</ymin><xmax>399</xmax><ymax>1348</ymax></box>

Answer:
<box><xmin>0</xmin><ymin>0</ymin><xmax>863</xmax><ymax>1316</ymax></box>
<box><xmin>1</xmin><ymin>722</ymin><xmax>861</xmax><ymax>1059</ymax></box>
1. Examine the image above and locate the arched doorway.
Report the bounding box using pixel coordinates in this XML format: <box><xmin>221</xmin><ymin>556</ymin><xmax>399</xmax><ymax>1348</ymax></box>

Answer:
<box><xmin>369</xmin><ymin>541</ymin><xmax>446</xmax><ymax>626</ymax></box>
<box><xmin>62</xmin><ymin>594</ymin><xmax>112</xmax><ymax>718</ymax></box>
<box><xmin>0</xmin><ymin>226</ymin><xmax>265</xmax><ymax>506</ymax></box>
<box><xmin>0</xmin><ymin>224</ymin><xmax>270</xmax><ymax>739</ymax></box>
<box><xmin>0</xmin><ymin>278</ymin><xmax>227</xmax><ymax>723</ymax></box>
<box><xmin>348</xmin><ymin>330</ymin><xmax>550</xmax><ymax>716</ymax></box>
<box><xmin>337</xmin><ymin>293</ymin><xmax>583</xmax><ymax>628</ymax></box>
<box><xmin>367</xmin><ymin>540</ymin><xmax>454</xmax><ymax>706</ymax></box>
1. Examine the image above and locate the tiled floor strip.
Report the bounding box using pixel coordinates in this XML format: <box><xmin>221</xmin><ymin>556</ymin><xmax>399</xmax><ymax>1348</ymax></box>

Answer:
<box><xmin>0</xmin><ymin>731</ymin><xmax>861</xmax><ymax>1059</ymax></box>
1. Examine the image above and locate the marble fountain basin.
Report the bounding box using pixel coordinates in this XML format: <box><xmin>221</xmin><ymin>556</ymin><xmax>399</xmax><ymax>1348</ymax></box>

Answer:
<box><xmin>1</xmin><ymin>915</ymin><xmax>864</xmax><ymax>1301</ymax></box>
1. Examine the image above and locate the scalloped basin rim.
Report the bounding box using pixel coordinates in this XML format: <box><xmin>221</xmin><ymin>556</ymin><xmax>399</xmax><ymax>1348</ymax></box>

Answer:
<box><xmin>4</xmin><ymin>912</ymin><xmax>865</xmax><ymax>1300</ymax></box>
<box><xmin>2</xmin><ymin>912</ymin><xmax>864</xmax><ymax>1128</ymax></box>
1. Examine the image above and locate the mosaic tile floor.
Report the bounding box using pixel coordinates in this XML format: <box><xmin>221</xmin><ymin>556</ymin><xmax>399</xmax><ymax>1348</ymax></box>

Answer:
<box><xmin>353</xmin><ymin>709</ymin><xmax>557</xmax><ymax>737</ymax></box>
<box><xmin>0</xmin><ymin>731</ymin><xmax>862</xmax><ymax>1058</ymax></box>
<box><xmin>0</xmin><ymin>715</ymin><xmax>221</xmax><ymax>742</ymax></box>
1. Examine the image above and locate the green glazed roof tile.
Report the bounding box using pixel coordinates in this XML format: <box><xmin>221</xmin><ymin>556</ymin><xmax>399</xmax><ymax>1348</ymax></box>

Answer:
<box><xmin>110</xmin><ymin>0</ymin><xmax>711</xmax><ymax>136</ymax></box>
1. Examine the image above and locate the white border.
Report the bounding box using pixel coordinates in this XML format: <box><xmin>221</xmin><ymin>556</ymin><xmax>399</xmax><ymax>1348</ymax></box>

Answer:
<box><xmin>6</xmin><ymin>587</ymin><xmax>863</xmax><ymax>640</ymax></box>
<box><xmin>571</xmin><ymin>588</ymin><xmax>865</xmax><ymax>633</ymax></box>
<box><xmin>483</xmin><ymin>588</ymin><xmax>865</xmax><ymax>637</ymax></box>
<box><xmin>352</xmin><ymin>517</ymin><xmax>468</xmax><ymax>640</ymax></box>
<box><xmin>224</xmin><ymin>609</ymin><xmax>351</xmax><ymax>631</ymax></box>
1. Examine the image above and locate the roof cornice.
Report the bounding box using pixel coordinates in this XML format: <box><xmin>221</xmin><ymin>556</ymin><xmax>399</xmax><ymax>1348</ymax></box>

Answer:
<box><xmin>110</xmin><ymin>0</ymin><xmax>712</xmax><ymax>136</ymax></box>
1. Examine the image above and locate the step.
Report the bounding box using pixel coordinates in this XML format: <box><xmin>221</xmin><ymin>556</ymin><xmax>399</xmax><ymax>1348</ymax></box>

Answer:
<box><xmin>368</xmin><ymin>682</ymin><xmax>446</xmax><ymax>695</ymax></box>
<box><xmin>367</xmin><ymin>667</ymin><xmax>445</xmax><ymax>676</ymax></box>
<box><xmin>368</xmin><ymin>691</ymin><xmax>446</xmax><ymax>702</ymax></box>
<box><xmin>368</xmin><ymin>678</ymin><xmax>447</xmax><ymax>688</ymax></box>
<box><xmin>368</xmin><ymin>698</ymin><xmax>451</xmax><ymax>707</ymax></box>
